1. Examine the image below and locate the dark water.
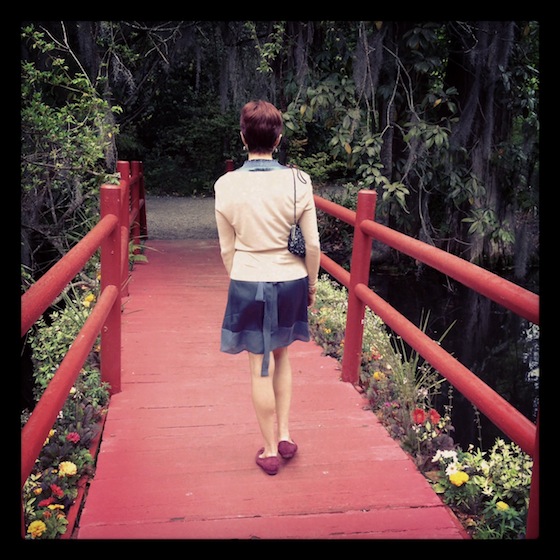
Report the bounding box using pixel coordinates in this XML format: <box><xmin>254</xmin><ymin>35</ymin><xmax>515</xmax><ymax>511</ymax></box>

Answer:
<box><xmin>370</xmin><ymin>266</ymin><xmax>539</xmax><ymax>451</ymax></box>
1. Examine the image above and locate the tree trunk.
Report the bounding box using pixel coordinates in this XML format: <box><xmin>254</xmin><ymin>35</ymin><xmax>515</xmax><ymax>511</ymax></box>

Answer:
<box><xmin>446</xmin><ymin>21</ymin><xmax>517</xmax><ymax>264</ymax></box>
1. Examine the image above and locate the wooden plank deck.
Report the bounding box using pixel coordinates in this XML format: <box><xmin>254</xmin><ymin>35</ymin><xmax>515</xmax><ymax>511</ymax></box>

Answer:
<box><xmin>75</xmin><ymin>239</ymin><xmax>468</xmax><ymax>540</ymax></box>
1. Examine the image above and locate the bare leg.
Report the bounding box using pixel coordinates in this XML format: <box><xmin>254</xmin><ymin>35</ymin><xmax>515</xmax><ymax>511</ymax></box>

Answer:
<box><xmin>272</xmin><ymin>347</ymin><xmax>294</xmax><ymax>443</ymax></box>
<box><xmin>248</xmin><ymin>352</ymin><xmax>277</xmax><ymax>458</ymax></box>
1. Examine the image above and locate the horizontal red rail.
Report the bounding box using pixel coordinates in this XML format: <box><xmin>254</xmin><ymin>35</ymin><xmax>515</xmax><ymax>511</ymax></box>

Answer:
<box><xmin>360</xmin><ymin>219</ymin><xmax>539</xmax><ymax>325</ymax></box>
<box><xmin>20</xmin><ymin>214</ymin><xmax>118</xmax><ymax>337</ymax></box>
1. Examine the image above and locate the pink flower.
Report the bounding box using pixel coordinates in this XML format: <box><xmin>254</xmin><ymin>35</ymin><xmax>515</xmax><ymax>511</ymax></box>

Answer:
<box><xmin>66</xmin><ymin>432</ymin><xmax>81</xmax><ymax>444</ymax></box>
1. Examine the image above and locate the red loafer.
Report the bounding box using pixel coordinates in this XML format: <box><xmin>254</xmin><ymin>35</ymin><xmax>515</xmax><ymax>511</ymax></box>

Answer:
<box><xmin>256</xmin><ymin>448</ymin><xmax>279</xmax><ymax>475</ymax></box>
<box><xmin>278</xmin><ymin>440</ymin><xmax>298</xmax><ymax>460</ymax></box>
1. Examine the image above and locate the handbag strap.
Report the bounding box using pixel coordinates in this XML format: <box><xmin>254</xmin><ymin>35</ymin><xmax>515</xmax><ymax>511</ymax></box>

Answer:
<box><xmin>291</xmin><ymin>166</ymin><xmax>297</xmax><ymax>225</ymax></box>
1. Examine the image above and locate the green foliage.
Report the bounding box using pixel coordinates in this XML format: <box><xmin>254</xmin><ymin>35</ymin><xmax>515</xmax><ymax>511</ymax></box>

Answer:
<box><xmin>26</xmin><ymin>283</ymin><xmax>111</xmax><ymax>411</ymax></box>
<box><xmin>245</xmin><ymin>21</ymin><xmax>286</xmax><ymax>74</ymax></box>
<box><xmin>28</xmin><ymin>288</ymin><xmax>98</xmax><ymax>394</ymax></box>
<box><xmin>314</xmin><ymin>183</ymin><xmax>361</xmax><ymax>266</ymax></box>
<box><xmin>280</xmin><ymin>21</ymin><xmax>538</xmax><ymax>266</ymax></box>
<box><xmin>21</xmin><ymin>25</ymin><xmax>118</xmax><ymax>189</ymax></box>
<box><xmin>21</xmin><ymin>24</ymin><xmax>119</xmax><ymax>280</ymax></box>
<box><xmin>288</xmin><ymin>151</ymin><xmax>347</xmax><ymax>186</ymax></box>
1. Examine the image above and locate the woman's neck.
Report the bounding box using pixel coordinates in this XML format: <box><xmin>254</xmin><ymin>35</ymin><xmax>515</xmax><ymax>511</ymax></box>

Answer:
<box><xmin>248</xmin><ymin>152</ymin><xmax>274</xmax><ymax>160</ymax></box>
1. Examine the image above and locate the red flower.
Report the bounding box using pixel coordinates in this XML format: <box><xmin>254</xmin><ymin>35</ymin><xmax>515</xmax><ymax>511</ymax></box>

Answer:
<box><xmin>412</xmin><ymin>408</ymin><xmax>427</xmax><ymax>424</ymax></box>
<box><xmin>428</xmin><ymin>409</ymin><xmax>441</xmax><ymax>424</ymax></box>
<box><xmin>50</xmin><ymin>484</ymin><xmax>64</xmax><ymax>498</ymax></box>
<box><xmin>39</xmin><ymin>497</ymin><xmax>55</xmax><ymax>507</ymax></box>
<box><xmin>66</xmin><ymin>432</ymin><xmax>81</xmax><ymax>444</ymax></box>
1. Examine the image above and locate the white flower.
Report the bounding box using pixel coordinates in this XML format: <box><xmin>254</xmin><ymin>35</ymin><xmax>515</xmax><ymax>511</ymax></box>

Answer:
<box><xmin>445</xmin><ymin>462</ymin><xmax>461</xmax><ymax>476</ymax></box>
<box><xmin>432</xmin><ymin>449</ymin><xmax>458</xmax><ymax>463</ymax></box>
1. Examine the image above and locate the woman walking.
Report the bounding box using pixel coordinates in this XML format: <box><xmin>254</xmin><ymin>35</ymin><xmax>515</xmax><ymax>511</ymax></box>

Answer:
<box><xmin>214</xmin><ymin>100</ymin><xmax>321</xmax><ymax>475</ymax></box>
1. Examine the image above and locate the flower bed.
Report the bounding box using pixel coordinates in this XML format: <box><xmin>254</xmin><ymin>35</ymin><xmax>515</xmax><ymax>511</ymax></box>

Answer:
<box><xmin>22</xmin><ymin>382</ymin><xmax>109</xmax><ymax>539</ymax></box>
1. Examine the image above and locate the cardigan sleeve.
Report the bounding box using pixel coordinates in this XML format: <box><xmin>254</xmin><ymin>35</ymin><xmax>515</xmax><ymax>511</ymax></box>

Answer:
<box><xmin>215</xmin><ymin>207</ymin><xmax>235</xmax><ymax>275</ymax></box>
<box><xmin>298</xmin><ymin>179</ymin><xmax>321</xmax><ymax>290</ymax></box>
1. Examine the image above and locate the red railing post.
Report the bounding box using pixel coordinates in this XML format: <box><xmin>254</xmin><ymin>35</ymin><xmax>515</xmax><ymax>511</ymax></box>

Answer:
<box><xmin>100</xmin><ymin>184</ymin><xmax>122</xmax><ymax>394</ymax></box>
<box><xmin>341</xmin><ymin>190</ymin><xmax>377</xmax><ymax>383</ymax></box>
<box><xmin>526</xmin><ymin>411</ymin><xmax>540</xmax><ymax>538</ymax></box>
<box><xmin>130</xmin><ymin>160</ymin><xmax>142</xmax><ymax>252</ymax></box>
<box><xmin>140</xmin><ymin>161</ymin><xmax>147</xmax><ymax>238</ymax></box>
<box><xmin>117</xmin><ymin>161</ymin><xmax>131</xmax><ymax>298</ymax></box>
<box><xmin>134</xmin><ymin>161</ymin><xmax>148</xmax><ymax>240</ymax></box>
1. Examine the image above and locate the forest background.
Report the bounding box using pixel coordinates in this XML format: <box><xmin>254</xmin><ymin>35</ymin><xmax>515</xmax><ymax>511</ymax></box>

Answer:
<box><xmin>21</xmin><ymin>20</ymin><xmax>539</xmax><ymax>287</ymax></box>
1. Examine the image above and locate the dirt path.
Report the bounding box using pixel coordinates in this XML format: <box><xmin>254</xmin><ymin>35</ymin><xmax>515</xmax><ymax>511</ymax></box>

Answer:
<box><xmin>145</xmin><ymin>195</ymin><xmax>217</xmax><ymax>240</ymax></box>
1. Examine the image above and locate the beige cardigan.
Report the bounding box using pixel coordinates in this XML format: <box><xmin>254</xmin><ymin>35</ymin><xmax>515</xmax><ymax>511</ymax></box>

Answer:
<box><xmin>214</xmin><ymin>161</ymin><xmax>321</xmax><ymax>289</ymax></box>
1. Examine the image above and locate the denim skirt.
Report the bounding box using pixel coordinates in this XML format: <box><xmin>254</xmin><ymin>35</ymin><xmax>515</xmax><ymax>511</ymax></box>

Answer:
<box><xmin>220</xmin><ymin>277</ymin><xmax>310</xmax><ymax>376</ymax></box>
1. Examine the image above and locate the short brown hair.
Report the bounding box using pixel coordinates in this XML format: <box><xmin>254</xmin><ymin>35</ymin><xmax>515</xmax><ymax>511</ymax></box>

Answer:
<box><xmin>240</xmin><ymin>100</ymin><xmax>283</xmax><ymax>153</ymax></box>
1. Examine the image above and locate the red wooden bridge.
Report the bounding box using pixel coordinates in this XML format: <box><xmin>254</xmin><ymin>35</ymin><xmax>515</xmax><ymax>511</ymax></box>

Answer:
<box><xmin>74</xmin><ymin>238</ymin><xmax>468</xmax><ymax>539</ymax></box>
<box><xmin>21</xmin><ymin>160</ymin><xmax>539</xmax><ymax>540</ymax></box>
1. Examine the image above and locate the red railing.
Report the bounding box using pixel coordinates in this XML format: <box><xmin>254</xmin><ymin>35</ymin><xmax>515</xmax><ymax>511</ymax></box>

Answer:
<box><xmin>314</xmin><ymin>189</ymin><xmax>539</xmax><ymax>538</ymax></box>
<box><xmin>20</xmin><ymin>161</ymin><xmax>147</xmax><ymax>533</ymax></box>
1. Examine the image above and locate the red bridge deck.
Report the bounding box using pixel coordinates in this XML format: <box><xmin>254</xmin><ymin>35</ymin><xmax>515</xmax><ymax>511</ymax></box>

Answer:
<box><xmin>75</xmin><ymin>239</ymin><xmax>468</xmax><ymax>540</ymax></box>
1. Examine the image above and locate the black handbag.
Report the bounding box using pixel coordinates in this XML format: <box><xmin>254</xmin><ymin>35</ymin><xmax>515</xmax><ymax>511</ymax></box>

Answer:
<box><xmin>288</xmin><ymin>223</ymin><xmax>306</xmax><ymax>257</ymax></box>
<box><xmin>287</xmin><ymin>167</ymin><xmax>306</xmax><ymax>257</ymax></box>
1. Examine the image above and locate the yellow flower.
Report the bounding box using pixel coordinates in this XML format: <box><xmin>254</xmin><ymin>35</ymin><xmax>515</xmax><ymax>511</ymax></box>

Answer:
<box><xmin>449</xmin><ymin>471</ymin><xmax>469</xmax><ymax>487</ymax></box>
<box><xmin>27</xmin><ymin>520</ymin><xmax>47</xmax><ymax>539</ymax></box>
<box><xmin>48</xmin><ymin>504</ymin><xmax>65</xmax><ymax>510</ymax></box>
<box><xmin>43</xmin><ymin>428</ymin><xmax>56</xmax><ymax>446</ymax></box>
<box><xmin>58</xmin><ymin>461</ymin><xmax>77</xmax><ymax>477</ymax></box>
<box><xmin>496</xmin><ymin>501</ymin><xmax>509</xmax><ymax>511</ymax></box>
<box><xmin>373</xmin><ymin>370</ymin><xmax>385</xmax><ymax>381</ymax></box>
<box><xmin>82</xmin><ymin>293</ymin><xmax>96</xmax><ymax>307</ymax></box>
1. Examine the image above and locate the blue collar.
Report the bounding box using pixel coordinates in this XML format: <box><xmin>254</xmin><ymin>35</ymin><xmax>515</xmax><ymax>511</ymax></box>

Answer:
<box><xmin>239</xmin><ymin>159</ymin><xmax>285</xmax><ymax>172</ymax></box>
